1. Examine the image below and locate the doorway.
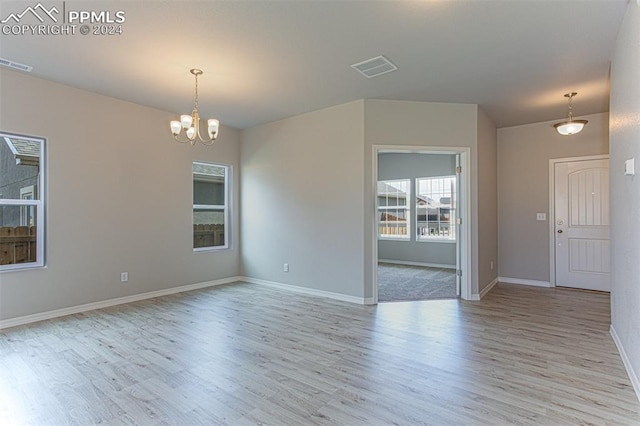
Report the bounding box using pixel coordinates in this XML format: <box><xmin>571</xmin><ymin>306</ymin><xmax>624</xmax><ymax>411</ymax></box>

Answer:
<box><xmin>372</xmin><ymin>146</ymin><xmax>471</xmax><ymax>303</ymax></box>
<box><xmin>550</xmin><ymin>155</ymin><xmax>610</xmax><ymax>291</ymax></box>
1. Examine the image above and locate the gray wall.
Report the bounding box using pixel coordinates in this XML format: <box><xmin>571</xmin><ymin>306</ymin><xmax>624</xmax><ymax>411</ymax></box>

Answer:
<box><xmin>497</xmin><ymin>112</ymin><xmax>609</xmax><ymax>282</ymax></box>
<box><xmin>242</xmin><ymin>99</ymin><xmax>489</xmax><ymax>301</ymax></box>
<box><xmin>377</xmin><ymin>153</ymin><xmax>456</xmax><ymax>267</ymax></box>
<box><xmin>609</xmin><ymin>1</ymin><xmax>640</xmax><ymax>399</ymax></box>
<box><xmin>0</xmin><ymin>69</ymin><xmax>241</xmax><ymax>321</ymax></box>
<box><xmin>477</xmin><ymin>107</ymin><xmax>498</xmax><ymax>292</ymax></box>
<box><xmin>364</xmin><ymin>100</ymin><xmax>482</xmax><ymax>298</ymax></box>
<box><xmin>240</xmin><ymin>101</ymin><xmax>366</xmax><ymax>298</ymax></box>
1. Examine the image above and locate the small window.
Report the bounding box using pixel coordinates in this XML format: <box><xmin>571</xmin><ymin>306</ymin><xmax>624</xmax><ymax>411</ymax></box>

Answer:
<box><xmin>0</xmin><ymin>132</ymin><xmax>46</xmax><ymax>270</ymax></box>
<box><xmin>193</xmin><ymin>162</ymin><xmax>229</xmax><ymax>250</ymax></box>
<box><xmin>416</xmin><ymin>176</ymin><xmax>456</xmax><ymax>241</ymax></box>
<box><xmin>377</xmin><ymin>179</ymin><xmax>410</xmax><ymax>240</ymax></box>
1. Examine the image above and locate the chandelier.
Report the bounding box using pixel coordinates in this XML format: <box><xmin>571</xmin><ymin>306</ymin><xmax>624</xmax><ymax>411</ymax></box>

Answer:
<box><xmin>553</xmin><ymin>92</ymin><xmax>588</xmax><ymax>136</ymax></box>
<box><xmin>170</xmin><ymin>69</ymin><xmax>219</xmax><ymax>145</ymax></box>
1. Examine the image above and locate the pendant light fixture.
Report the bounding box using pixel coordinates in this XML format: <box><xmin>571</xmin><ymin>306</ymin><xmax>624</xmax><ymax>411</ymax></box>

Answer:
<box><xmin>170</xmin><ymin>69</ymin><xmax>219</xmax><ymax>145</ymax></box>
<box><xmin>553</xmin><ymin>92</ymin><xmax>588</xmax><ymax>136</ymax></box>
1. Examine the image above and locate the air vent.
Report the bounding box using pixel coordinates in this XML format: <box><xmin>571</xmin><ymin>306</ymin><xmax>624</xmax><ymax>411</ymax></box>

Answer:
<box><xmin>0</xmin><ymin>58</ymin><xmax>33</xmax><ymax>72</ymax></box>
<box><xmin>351</xmin><ymin>55</ymin><xmax>397</xmax><ymax>78</ymax></box>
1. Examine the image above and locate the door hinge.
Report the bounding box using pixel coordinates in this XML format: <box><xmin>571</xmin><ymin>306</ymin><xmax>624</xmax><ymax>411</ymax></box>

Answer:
<box><xmin>456</xmin><ymin>217</ymin><xmax>462</xmax><ymax>225</ymax></box>
<box><xmin>456</xmin><ymin>166</ymin><xmax>462</xmax><ymax>174</ymax></box>
<box><xmin>456</xmin><ymin>269</ymin><xmax>462</xmax><ymax>277</ymax></box>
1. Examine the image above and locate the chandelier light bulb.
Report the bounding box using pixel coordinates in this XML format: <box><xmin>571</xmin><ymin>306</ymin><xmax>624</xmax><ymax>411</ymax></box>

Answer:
<box><xmin>180</xmin><ymin>114</ymin><xmax>193</xmax><ymax>129</ymax></box>
<box><xmin>170</xmin><ymin>120</ymin><xmax>182</xmax><ymax>135</ymax></box>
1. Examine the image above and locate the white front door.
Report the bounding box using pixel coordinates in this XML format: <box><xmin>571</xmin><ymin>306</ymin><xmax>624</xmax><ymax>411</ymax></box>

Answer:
<box><xmin>554</xmin><ymin>158</ymin><xmax>610</xmax><ymax>291</ymax></box>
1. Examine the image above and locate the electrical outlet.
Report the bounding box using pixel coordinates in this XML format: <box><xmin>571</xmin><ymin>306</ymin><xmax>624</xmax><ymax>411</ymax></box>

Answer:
<box><xmin>490</xmin><ymin>261</ymin><xmax>494</xmax><ymax>271</ymax></box>
<box><xmin>283</xmin><ymin>263</ymin><xmax>289</xmax><ymax>272</ymax></box>
<box><xmin>120</xmin><ymin>272</ymin><xmax>128</xmax><ymax>282</ymax></box>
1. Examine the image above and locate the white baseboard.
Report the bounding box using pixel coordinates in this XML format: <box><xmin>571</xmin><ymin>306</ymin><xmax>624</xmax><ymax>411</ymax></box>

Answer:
<box><xmin>498</xmin><ymin>276</ymin><xmax>551</xmax><ymax>287</ymax></box>
<box><xmin>0</xmin><ymin>276</ymin><xmax>242</xmax><ymax>330</ymax></box>
<box><xmin>610</xmin><ymin>325</ymin><xmax>640</xmax><ymax>402</ymax></box>
<box><xmin>241</xmin><ymin>276</ymin><xmax>367</xmax><ymax>305</ymax></box>
<box><xmin>378</xmin><ymin>259</ymin><xmax>456</xmax><ymax>269</ymax></box>
<box><xmin>475</xmin><ymin>277</ymin><xmax>498</xmax><ymax>300</ymax></box>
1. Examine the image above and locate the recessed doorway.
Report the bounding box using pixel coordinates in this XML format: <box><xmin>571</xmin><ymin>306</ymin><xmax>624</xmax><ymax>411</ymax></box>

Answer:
<box><xmin>372</xmin><ymin>146</ymin><xmax>471</xmax><ymax>303</ymax></box>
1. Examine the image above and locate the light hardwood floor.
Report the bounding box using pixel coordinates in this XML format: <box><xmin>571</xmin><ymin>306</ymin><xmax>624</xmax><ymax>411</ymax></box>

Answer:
<box><xmin>1</xmin><ymin>282</ymin><xmax>639</xmax><ymax>425</ymax></box>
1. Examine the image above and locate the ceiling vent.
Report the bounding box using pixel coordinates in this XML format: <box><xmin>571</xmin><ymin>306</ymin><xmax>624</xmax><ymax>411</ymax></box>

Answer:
<box><xmin>351</xmin><ymin>55</ymin><xmax>397</xmax><ymax>78</ymax></box>
<box><xmin>0</xmin><ymin>58</ymin><xmax>33</xmax><ymax>72</ymax></box>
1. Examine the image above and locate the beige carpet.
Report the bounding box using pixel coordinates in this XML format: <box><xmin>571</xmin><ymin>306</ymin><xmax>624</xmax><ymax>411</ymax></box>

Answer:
<box><xmin>378</xmin><ymin>263</ymin><xmax>457</xmax><ymax>302</ymax></box>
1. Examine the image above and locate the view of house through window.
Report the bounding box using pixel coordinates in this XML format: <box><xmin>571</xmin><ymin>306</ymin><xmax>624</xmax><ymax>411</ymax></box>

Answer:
<box><xmin>0</xmin><ymin>132</ymin><xmax>45</xmax><ymax>269</ymax></box>
<box><xmin>193</xmin><ymin>162</ymin><xmax>229</xmax><ymax>250</ymax></box>
<box><xmin>416</xmin><ymin>176</ymin><xmax>456</xmax><ymax>241</ymax></box>
<box><xmin>377</xmin><ymin>179</ymin><xmax>410</xmax><ymax>239</ymax></box>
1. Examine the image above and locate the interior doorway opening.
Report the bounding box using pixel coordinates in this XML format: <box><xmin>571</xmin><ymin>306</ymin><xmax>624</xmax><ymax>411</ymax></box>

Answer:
<box><xmin>372</xmin><ymin>146</ymin><xmax>471</xmax><ymax>303</ymax></box>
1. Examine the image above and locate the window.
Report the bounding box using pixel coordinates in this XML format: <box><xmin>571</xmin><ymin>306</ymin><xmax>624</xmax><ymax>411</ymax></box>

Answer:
<box><xmin>0</xmin><ymin>132</ymin><xmax>46</xmax><ymax>270</ymax></box>
<box><xmin>416</xmin><ymin>176</ymin><xmax>456</xmax><ymax>241</ymax></box>
<box><xmin>193</xmin><ymin>162</ymin><xmax>229</xmax><ymax>250</ymax></box>
<box><xmin>377</xmin><ymin>179</ymin><xmax>410</xmax><ymax>239</ymax></box>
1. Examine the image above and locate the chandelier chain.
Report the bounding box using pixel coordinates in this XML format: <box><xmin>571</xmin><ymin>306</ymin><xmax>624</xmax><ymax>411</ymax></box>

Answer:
<box><xmin>194</xmin><ymin>72</ymin><xmax>199</xmax><ymax>110</ymax></box>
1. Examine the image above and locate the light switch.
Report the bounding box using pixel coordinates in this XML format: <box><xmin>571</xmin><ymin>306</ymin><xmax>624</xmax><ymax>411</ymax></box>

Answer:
<box><xmin>536</xmin><ymin>213</ymin><xmax>546</xmax><ymax>221</ymax></box>
<box><xmin>625</xmin><ymin>158</ymin><xmax>635</xmax><ymax>176</ymax></box>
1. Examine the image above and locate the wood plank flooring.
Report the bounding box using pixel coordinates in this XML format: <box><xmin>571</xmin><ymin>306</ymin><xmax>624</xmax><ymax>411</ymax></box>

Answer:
<box><xmin>1</xmin><ymin>282</ymin><xmax>639</xmax><ymax>425</ymax></box>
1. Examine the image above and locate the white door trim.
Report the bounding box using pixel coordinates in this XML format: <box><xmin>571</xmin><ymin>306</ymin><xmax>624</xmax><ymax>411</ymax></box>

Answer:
<box><xmin>372</xmin><ymin>145</ymin><xmax>472</xmax><ymax>302</ymax></box>
<box><xmin>548</xmin><ymin>154</ymin><xmax>609</xmax><ymax>287</ymax></box>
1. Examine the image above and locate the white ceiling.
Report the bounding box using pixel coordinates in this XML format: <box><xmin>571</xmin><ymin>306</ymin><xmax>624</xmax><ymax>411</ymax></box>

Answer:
<box><xmin>0</xmin><ymin>0</ymin><xmax>627</xmax><ymax>129</ymax></box>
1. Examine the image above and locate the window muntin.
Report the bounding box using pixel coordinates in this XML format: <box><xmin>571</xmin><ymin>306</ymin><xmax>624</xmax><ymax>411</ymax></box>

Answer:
<box><xmin>416</xmin><ymin>176</ymin><xmax>456</xmax><ymax>241</ymax></box>
<box><xmin>0</xmin><ymin>132</ymin><xmax>45</xmax><ymax>270</ymax></box>
<box><xmin>193</xmin><ymin>162</ymin><xmax>229</xmax><ymax>250</ymax></box>
<box><xmin>377</xmin><ymin>179</ymin><xmax>410</xmax><ymax>240</ymax></box>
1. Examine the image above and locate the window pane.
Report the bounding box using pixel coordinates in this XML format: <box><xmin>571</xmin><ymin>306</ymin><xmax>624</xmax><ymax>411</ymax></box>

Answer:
<box><xmin>193</xmin><ymin>163</ymin><xmax>226</xmax><ymax>205</ymax></box>
<box><xmin>194</xmin><ymin>180</ymin><xmax>225</xmax><ymax>205</ymax></box>
<box><xmin>0</xmin><ymin>204</ymin><xmax>38</xmax><ymax>266</ymax></box>
<box><xmin>193</xmin><ymin>208</ymin><xmax>225</xmax><ymax>248</ymax></box>
<box><xmin>1</xmin><ymin>136</ymin><xmax>41</xmax><ymax>200</ymax></box>
<box><xmin>377</xmin><ymin>179</ymin><xmax>410</xmax><ymax>239</ymax></box>
<box><xmin>416</xmin><ymin>176</ymin><xmax>456</xmax><ymax>241</ymax></box>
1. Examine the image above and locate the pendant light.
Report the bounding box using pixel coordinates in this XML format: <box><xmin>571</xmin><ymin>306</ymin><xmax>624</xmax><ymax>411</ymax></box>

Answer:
<box><xmin>553</xmin><ymin>92</ymin><xmax>588</xmax><ymax>136</ymax></box>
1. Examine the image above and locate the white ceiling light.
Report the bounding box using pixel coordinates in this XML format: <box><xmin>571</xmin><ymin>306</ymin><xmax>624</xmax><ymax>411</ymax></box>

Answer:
<box><xmin>170</xmin><ymin>69</ymin><xmax>219</xmax><ymax>145</ymax></box>
<box><xmin>553</xmin><ymin>92</ymin><xmax>588</xmax><ymax>136</ymax></box>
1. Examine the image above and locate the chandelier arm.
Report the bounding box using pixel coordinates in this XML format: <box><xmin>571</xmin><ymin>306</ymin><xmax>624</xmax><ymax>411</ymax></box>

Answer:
<box><xmin>172</xmin><ymin>134</ymin><xmax>196</xmax><ymax>144</ymax></box>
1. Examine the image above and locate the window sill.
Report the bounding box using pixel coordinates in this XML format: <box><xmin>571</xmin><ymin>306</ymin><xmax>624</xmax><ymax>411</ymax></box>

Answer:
<box><xmin>0</xmin><ymin>263</ymin><xmax>46</xmax><ymax>273</ymax></box>
<box><xmin>193</xmin><ymin>245</ymin><xmax>229</xmax><ymax>253</ymax></box>
<box><xmin>416</xmin><ymin>239</ymin><xmax>456</xmax><ymax>244</ymax></box>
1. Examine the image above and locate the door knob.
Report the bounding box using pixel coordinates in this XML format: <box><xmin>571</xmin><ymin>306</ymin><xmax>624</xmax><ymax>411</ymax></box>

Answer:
<box><xmin>557</xmin><ymin>229</ymin><xmax>563</xmax><ymax>234</ymax></box>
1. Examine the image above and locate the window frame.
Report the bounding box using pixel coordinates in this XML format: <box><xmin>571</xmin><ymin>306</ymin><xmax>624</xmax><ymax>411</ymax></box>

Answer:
<box><xmin>377</xmin><ymin>178</ymin><xmax>411</xmax><ymax>241</ymax></box>
<box><xmin>415</xmin><ymin>175</ymin><xmax>456</xmax><ymax>243</ymax></box>
<box><xmin>0</xmin><ymin>131</ymin><xmax>46</xmax><ymax>271</ymax></box>
<box><xmin>192</xmin><ymin>161</ymin><xmax>230</xmax><ymax>252</ymax></box>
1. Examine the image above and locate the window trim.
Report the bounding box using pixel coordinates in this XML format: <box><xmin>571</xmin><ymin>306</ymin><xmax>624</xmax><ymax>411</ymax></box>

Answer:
<box><xmin>192</xmin><ymin>161</ymin><xmax>231</xmax><ymax>252</ymax></box>
<box><xmin>0</xmin><ymin>131</ymin><xmax>46</xmax><ymax>272</ymax></box>
<box><xmin>415</xmin><ymin>175</ymin><xmax>456</xmax><ymax>243</ymax></box>
<box><xmin>377</xmin><ymin>178</ymin><xmax>411</xmax><ymax>241</ymax></box>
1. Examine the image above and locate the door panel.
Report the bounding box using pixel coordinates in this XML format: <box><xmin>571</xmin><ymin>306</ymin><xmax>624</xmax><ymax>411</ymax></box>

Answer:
<box><xmin>555</xmin><ymin>159</ymin><xmax>610</xmax><ymax>291</ymax></box>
